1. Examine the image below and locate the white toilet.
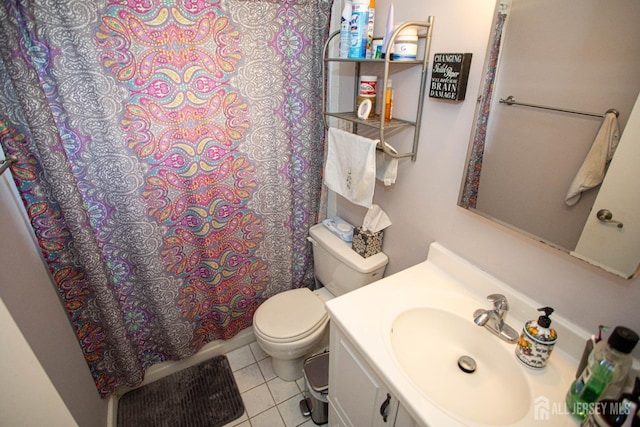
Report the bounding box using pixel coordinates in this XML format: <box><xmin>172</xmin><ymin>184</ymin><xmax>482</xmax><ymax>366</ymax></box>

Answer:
<box><xmin>253</xmin><ymin>223</ymin><xmax>388</xmax><ymax>381</ymax></box>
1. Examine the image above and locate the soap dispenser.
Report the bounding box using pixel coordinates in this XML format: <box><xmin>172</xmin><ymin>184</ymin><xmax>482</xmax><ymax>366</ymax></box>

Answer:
<box><xmin>515</xmin><ymin>307</ymin><xmax>558</xmax><ymax>368</ymax></box>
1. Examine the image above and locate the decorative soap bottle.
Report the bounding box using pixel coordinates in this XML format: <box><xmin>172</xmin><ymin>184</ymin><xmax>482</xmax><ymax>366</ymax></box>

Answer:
<box><xmin>515</xmin><ymin>307</ymin><xmax>557</xmax><ymax>369</ymax></box>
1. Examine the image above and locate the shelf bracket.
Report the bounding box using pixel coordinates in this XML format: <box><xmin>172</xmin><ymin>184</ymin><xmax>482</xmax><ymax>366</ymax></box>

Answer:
<box><xmin>322</xmin><ymin>17</ymin><xmax>435</xmax><ymax>162</ymax></box>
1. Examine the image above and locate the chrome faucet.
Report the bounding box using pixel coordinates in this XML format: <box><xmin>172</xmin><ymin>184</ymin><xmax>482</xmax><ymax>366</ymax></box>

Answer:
<box><xmin>473</xmin><ymin>294</ymin><xmax>519</xmax><ymax>344</ymax></box>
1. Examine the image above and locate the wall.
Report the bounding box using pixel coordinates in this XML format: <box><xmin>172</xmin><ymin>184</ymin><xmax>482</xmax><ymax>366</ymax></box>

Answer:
<box><xmin>0</xmin><ymin>175</ymin><xmax>108</xmax><ymax>426</ymax></box>
<box><xmin>0</xmin><ymin>297</ymin><xmax>77</xmax><ymax>427</ymax></box>
<box><xmin>332</xmin><ymin>0</ymin><xmax>640</xmax><ymax>357</ymax></box>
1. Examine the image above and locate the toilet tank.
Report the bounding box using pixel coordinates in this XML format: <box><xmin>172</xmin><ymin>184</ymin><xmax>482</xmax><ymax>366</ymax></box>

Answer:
<box><xmin>308</xmin><ymin>223</ymin><xmax>388</xmax><ymax>296</ymax></box>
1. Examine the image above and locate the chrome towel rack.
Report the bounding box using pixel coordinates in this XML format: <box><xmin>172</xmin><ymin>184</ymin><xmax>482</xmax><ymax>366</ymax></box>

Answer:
<box><xmin>499</xmin><ymin>95</ymin><xmax>619</xmax><ymax>118</ymax></box>
<box><xmin>0</xmin><ymin>155</ymin><xmax>17</xmax><ymax>176</ymax></box>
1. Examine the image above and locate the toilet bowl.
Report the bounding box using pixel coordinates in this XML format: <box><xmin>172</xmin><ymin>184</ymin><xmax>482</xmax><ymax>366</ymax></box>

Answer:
<box><xmin>253</xmin><ymin>223</ymin><xmax>388</xmax><ymax>381</ymax></box>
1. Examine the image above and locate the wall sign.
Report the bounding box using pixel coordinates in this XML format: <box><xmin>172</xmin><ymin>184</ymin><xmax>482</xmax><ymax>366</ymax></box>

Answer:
<box><xmin>429</xmin><ymin>53</ymin><xmax>472</xmax><ymax>101</ymax></box>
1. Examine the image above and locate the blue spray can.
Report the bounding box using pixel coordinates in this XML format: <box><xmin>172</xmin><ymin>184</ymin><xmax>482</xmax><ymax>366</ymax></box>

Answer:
<box><xmin>348</xmin><ymin>0</ymin><xmax>369</xmax><ymax>59</ymax></box>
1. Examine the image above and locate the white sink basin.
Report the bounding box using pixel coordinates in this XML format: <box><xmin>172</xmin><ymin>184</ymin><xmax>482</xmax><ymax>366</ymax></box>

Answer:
<box><xmin>390</xmin><ymin>307</ymin><xmax>532</xmax><ymax>425</ymax></box>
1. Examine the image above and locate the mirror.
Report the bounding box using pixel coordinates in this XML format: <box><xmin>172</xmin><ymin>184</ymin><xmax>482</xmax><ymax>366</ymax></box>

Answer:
<box><xmin>459</xmin><ymin>0</ymin><xmax>640</xmax><ymax>279</ymax></box>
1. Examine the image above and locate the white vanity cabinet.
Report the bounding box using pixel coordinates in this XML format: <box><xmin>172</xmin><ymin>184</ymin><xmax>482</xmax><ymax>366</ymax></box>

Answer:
<box><xmin>328</xmin><ymin>323</ymin><xmax>419</xmax><ymax>427</ymax></box>
<box><xmin>325</xmin><ymin>243</ymin><xmax>587</xmax><ymax>427</ymax></box>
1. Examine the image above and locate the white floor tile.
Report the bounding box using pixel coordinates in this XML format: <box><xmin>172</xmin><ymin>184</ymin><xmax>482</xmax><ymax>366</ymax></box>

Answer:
<box><xmin>267</xmin><ymin>376</ymin><xmax>301</xmax><ymax>404</ymax></box>
<box><xmin>242</xmin><ymin>383</ymin><xmax>275</xmax><ymax>418</ymax></box>
<box><xmin>296</xmin><ymin>376</ymin><xmax>306</xmax><ymax>393</ymax></box>
<box><xmin>249</xmin><ymin>341</ymin><xmax>268</xmax><ymax>361</ymax></box>
<box><xmin>233</xmin><ymin>363</ymin><xmax>264</xmax><ymax>393</ymax></box>
<box><xmin>258</xmin><ymin>357</ymin><xmax>276</xmax><ymax>382</ymax></box>
<box><xmin>299</xmin><ymin>419</ymin><xmax>327</xmax><ymax>426</ymax></box>
<box><xmin>227</xmin><ymin>345</ymin><xmax>256</xmax><ymax>372</ymax></box>
<box><xmin>250</xmin><ymin>406</ymin><xmax>286</xmax><ymax>427</ymax></box>
<box><xmin>278</xmin><ymin>393</ymin><xmax>310</xmax><ymax>427</ymax></box>
<box><xmin>224</xmin><ymin>340</ymin><xmax>328</xmax><ymax>427</ymax></box>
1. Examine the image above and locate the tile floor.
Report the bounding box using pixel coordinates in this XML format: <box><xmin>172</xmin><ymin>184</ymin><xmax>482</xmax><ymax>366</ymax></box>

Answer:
<box><xmin>222</xmin><ymin>342</ymin><xmax>327</xmax><ymax>427</ymax></box>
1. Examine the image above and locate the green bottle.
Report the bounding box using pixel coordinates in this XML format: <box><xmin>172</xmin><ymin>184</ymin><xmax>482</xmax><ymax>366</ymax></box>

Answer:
<box><xmin>567</xmin><ymin>326</ymin><xmax>639</xmax><ymax>420</ymax></box>
<box><xmin>581</xmin><ymin>377</ymin><xmax>640</xmax><ymax>427</ymax></box>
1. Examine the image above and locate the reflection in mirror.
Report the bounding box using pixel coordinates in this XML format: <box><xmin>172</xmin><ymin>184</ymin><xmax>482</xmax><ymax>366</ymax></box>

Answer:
<box><xmin>459</xmin><ymin>0</ymin><xmax>640</xmax><ymax>278</ymax></box>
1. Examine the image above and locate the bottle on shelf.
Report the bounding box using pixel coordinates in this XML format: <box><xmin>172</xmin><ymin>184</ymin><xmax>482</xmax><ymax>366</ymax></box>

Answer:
<box><xmin>381</xmin><ymin>2</ymin><xmax>394</xmax><ymax>58</ymax></box>
<box><xmin>384</xmin><ymin>79</ymin><xmax>393</xmax><ymax>121</ymax></box>
<box><xmin>339</xmin><ymin>1</ymin><xmax>353</xmax><ymax>58</ymax></box>
<box><xmin>365</xmin><ymin>0</ymin><xmax>375</xmax><ymax>59</ymax></box>
<box><xmin>356</xmin><ymin>75</ymin><xmax>377</xmax><ymax>120</ymax></box>
<box><xmin>392</xmin><ymin>26</ymin><xmax>418</xmax><ymax>60</ymax></box>
<box><xmin>348</xmin><ymin>0</ymin><xmax>369</xmax><ymax>59</ymax></box>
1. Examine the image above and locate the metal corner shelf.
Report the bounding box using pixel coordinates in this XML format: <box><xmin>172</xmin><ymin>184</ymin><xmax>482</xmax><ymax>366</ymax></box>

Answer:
<box><xmin>322</xmin><ymin>18</ymin><xmax>434</xmax><ymax>161</ymax></box>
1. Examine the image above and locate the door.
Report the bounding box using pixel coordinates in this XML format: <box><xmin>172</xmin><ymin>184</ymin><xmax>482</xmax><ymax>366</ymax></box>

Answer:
<box><xmin>573</xmin><ymin>93</ymin><xmax>640</xmax><ymax>278</ymax></box>
<box><xmin>328</xmin><ymin>325</ymin><xmax>398</xmax><ymax>427</ymax></box>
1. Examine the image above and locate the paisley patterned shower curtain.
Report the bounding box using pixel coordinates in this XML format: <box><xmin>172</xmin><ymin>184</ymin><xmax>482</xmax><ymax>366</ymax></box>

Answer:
<box><xmin>0</xmin><ymin>0</ymin><xmax>331</xmax><ymax>397</ymax></box>
<box><xmin>460</xmin><ymin>7</ymin><xmax>507</xmax><ymax>209</ymax></box>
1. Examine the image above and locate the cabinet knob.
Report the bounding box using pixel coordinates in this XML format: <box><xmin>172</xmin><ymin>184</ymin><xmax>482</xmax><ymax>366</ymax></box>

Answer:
<box><xmin>380</xmin><ymin>393</ymin><xmax>391</xmax><ymax>422</ymax></box>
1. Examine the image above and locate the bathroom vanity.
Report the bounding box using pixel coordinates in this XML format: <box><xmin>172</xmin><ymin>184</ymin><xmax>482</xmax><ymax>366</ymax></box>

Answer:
<box><xmin>326</xmin><ymin>243</ymin><xmax>588</xmax><ymax>426</ymax></box>
<box><xmin>329</xmin><ymin>322</ymin><xmax>418</xmax><ymax>426</ymax></box>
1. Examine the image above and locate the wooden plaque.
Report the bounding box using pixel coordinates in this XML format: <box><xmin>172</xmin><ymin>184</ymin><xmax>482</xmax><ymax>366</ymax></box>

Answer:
<box><xmin>429</xmin><ymin>53</ymin><xmax>472</xmax><ymax>101</ymax></box>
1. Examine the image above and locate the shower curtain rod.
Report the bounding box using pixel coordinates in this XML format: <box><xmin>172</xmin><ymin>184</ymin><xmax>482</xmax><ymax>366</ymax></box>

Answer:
<box><xmin>499</xmin><ymin>95</ymin><xmax>619</xmax><ymax>119</ymax></box>
<box><xmin>0</xmin><ymin>155</ymin><xmax>17</xmax><ymax>176</ymax></box>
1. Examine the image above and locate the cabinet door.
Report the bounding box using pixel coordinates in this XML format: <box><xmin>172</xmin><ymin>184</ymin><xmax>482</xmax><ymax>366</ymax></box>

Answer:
<box><xmin>394</xmin><ymin>403</ymin><xmax>419</xmax><ymax>427</ymax></box>
<box><xmin>328</xmin><ymin>326</ymin><xmax>398</xmax><ymax>427</ymax></box>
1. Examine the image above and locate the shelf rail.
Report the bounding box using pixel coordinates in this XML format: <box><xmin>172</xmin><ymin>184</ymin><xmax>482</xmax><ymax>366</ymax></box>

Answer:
<box><xmin>322</xmin><ymin>18</ymin><xmax>435</xmax><ymax>161</ymax></box>
<box><xmin>499</xmin><ymin>95</ymin><xmax>619</xmax><ymax>119</ymax></box>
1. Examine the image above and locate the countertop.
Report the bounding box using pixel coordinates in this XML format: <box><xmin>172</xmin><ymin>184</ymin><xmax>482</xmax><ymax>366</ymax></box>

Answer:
<box><xmin>326</xmin><ymin>243</ymin><xmax>587</xmax><ymax>426</ymax></box>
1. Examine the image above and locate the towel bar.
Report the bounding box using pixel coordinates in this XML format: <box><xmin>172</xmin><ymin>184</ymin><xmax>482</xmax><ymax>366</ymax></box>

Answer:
<box><xmin>499</xmin><ymin>95</ymin><xmax>618</xmax><ymax>119</ymax></box>
<box><xmin>375</xmin><ymin>141</ymin><xmax>410</xmax><ymax>159</ymax></box>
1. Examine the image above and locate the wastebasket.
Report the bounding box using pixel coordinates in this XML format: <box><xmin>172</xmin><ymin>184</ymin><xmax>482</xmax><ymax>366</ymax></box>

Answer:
<box><xmin>301</xmin><ymin>351</ymin><xmax>329</xmax><ymax>425</ymax></box>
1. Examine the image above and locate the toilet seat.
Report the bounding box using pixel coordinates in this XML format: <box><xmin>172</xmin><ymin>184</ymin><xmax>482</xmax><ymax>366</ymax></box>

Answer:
<box><xmin>254</xmin><ymin>288</ymin><xmax>328</xmax><ymax>343</ymax></box>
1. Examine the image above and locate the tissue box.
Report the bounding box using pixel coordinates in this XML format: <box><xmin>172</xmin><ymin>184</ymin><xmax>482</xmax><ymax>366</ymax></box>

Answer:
<box><xmin>351</xmin><ymin>227</ymin><xmax>383</xmax><ymax>258</ymax></box>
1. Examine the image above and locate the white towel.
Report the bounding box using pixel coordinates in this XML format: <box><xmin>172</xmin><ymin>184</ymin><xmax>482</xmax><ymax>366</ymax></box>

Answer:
<box><xmin>376</xmin><ymin>142</ymin><xmax>398</xmax><ymax>186</ymax></box>
<box><xmin>565</xmin><ymin>112</ymin><xmax>620</xmax><ymax>206</ymax></box>
<box><xmin>324</xmin><ymin>127</ymin><xmax>378</xmax><ymax>208</ymax></box>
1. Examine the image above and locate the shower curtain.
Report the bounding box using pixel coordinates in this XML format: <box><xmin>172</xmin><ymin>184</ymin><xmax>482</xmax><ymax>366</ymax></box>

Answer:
<box><xmin>0</xmin><ymin>0</ymin><xmax>331</xmax><ymax>397</ymax></box>
<box><xmin>460</xmin><ymin>7</ymin><xmax>507</xmax><ymax>209</ymax></box>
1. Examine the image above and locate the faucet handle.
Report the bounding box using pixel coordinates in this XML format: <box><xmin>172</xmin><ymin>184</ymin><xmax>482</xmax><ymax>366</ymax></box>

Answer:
<box><xmin>487</xmin><ymin>293</ymin><xmax>509</xmax><ymax>309</ymax></box>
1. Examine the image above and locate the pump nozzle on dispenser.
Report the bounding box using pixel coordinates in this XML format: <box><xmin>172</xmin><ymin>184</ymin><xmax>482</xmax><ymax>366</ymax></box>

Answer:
<box><xmin>537</xmin><ymin>307</ymin><xmax>554</xmax><ymax>328</ymax></box>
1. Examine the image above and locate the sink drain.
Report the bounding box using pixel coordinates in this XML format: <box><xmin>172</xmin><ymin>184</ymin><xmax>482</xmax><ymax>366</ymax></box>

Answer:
<box><xmin>457</xmin><ymin>355</ymin><xmax>477</xmax><ymax>373</ymax></box>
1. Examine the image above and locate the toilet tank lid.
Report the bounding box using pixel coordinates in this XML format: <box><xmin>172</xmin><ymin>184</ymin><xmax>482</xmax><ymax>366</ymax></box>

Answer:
<box><xmin>309</xmin><ymin>223</ymin><xmax>388</xmax><ymax>273</ymax></box>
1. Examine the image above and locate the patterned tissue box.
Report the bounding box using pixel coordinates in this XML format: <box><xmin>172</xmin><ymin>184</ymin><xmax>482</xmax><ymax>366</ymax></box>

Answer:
<box><xmin>351</xmin><ymin>227</ymin><xmax>383</xmax><ymax>258</ymax></box>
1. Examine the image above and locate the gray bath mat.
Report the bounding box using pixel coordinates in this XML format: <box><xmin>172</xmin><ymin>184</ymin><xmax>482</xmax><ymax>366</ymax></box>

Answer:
<box><xmin>117</xmin><ymin>355</ymin><xmax>244</xmax><ymax>427</ymax></box>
